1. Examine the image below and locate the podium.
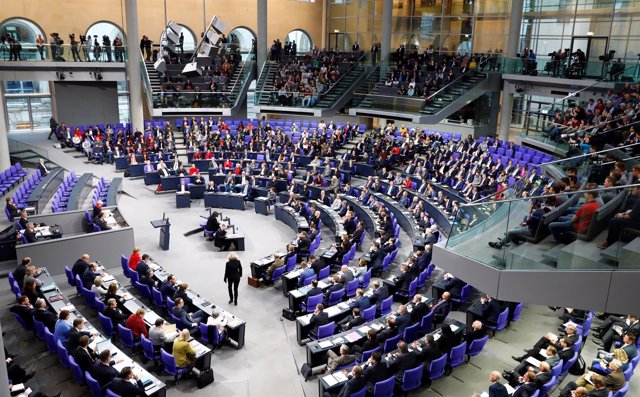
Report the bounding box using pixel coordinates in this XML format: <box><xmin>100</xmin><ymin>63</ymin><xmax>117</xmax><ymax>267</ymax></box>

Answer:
<box><xmin>151</xmin><ymin>219</ymin><xmax>171</xmax><ymax>251</ymax></box>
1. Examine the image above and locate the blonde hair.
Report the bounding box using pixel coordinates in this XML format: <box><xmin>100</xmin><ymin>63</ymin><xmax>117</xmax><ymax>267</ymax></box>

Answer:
<box><xmin>178</xmin><ymin>329</ymin><xmax>190</xmax><ymax>341</ymax></box>
<box><xmin>136</xmin><ymin>308</ymin><xmax>145</xmax><ymax>316</ymax></box>
<box><xmin>93</xmin><ymin>276</ymin><xmax>103</xmax><ymax>286</ymax></box>
<box><xmin>227</xmin><ymin>252</ymin><xmax>239</xmax><ymax>261</ymax></box>
<box><xmin>613</xmin><ymin>348</ymin><xmax>629</xmax><ymax>364</ymax></box>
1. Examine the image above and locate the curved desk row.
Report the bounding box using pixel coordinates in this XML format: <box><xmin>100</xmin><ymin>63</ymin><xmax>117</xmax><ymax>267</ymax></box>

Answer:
<box><xmin>313</xmin><ymin>201</ymin><xmax>345</xmax><ymax>243</ymax></box>
<box><xmin>105</xmin><ymin>177</ymin><xmax>122</xmax><ymax>206</ymax></box>
<box><xmin>129</xmin><ymin>161</ymin><xmax>176</xmax><ymax>178</ymax></box>
<box><xmin>37</xmin><ymin>268</ymin><xmax>167</xmax><ymax>396</ymax></box>
<box><xmin>203</xmin><ymin>192</ymin><xmax>246</xmax><ymax>210</ymax></box>
<box><xmin>275</xmin><ymin>204</ymin><xmax>309</xmax><ymax>233</ymax></box>
<box><xmin>66</xmin><ymin>173</ymin><xmax>93</xmax><ymax>211</ymax></box>
<box><xmin>342</xmin><ymin>195</ymin><xmax>378</xmax><ymax>236</ymax></box>
<box><xmin>27</xmin><ymin>168</ymin><xmax>64</xmax><ymax>214</ymax></box>
<box><xmin>370</xmin><ymin>192</ymin><xmax>420</xmax><ymax>241</ymax></box>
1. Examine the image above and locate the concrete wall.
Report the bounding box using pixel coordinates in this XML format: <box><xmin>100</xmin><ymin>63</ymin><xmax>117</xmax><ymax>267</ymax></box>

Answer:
<box><xmin>0</xmin><ymin>0</ymin><xmax>325</xmax><ymax>51</ymax></box>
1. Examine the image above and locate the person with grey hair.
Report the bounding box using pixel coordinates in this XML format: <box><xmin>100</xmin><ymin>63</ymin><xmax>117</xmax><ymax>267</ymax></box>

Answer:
<box><xmin>104</xmin><ymin>298</ymin><xmax>126</xmax><ymax>328</ymax></box>
<box><xmin>34</xmin><ymin>297</ymin><xmax>57</xmax><ymax>332</ymax></box>
<box><xmin>324</xmin><ymin>344</ymin><xmax>356</xmax><ymax>375</ymax></box>
<box><xmin>559</xmin><ymin>359</ymin><xmax>625</xmax><ymax>396</ymax></box>
<box><xmin>23</xmin><ymin>222</ymin><xmax>39</xmax><ymax>243</ymax></box>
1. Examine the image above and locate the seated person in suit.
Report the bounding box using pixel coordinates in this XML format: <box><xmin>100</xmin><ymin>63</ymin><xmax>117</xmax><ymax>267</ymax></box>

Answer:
<box><xmin>437</xmin><ymin>324</ymin><xmax>461</xmax><ymax>355</ymax></box>
<box><xmin>441</xmin><ymin>273</ymin><xmax>465</xmax><ymax>298</ymax></box>
<box><xmin>559</xmin><ymin>367</ymin><xmax>623</xmax><ymax>397</ymax></box>
<box><xmin>309</xmin><ymin>303</ymin><xmax>330</xmax><ymax>337</ymax></box>
<box><xmin>94</xmin><ymin>211</ymin><xmax>112</xmax><ymax>231</ymax></box>
<box><xmin>394</xmin><ymin>305</ymin><xmax>412</xmax><ymax>334</ymax></box>
<box><xmin>393</xmin><ymin>264</ymin><xmax>412</xmax><ymax>294</ymax></box>
<box><xmin>34</xmin><ymin>298</ymin><xmax>57</xmax><ymax>332</ymax></box>
<box><xmin>350</xmin><ymin>329</ymin><xmax>380</xmax><ymax>360</ymax></box>
<box><xmin>323</xmin><ymin>364</ymin><xmax>366</xmax><ymax>397</ymax></box>
<box><xmin>339</xmin><ymin>264</ymin><xmax>355</xmax><ymax>284</ymax></box>
<box><xmin>323</xmin><ymin>344</ymin><xmax>356</xmax><ymax>375</ymax></box>
<box><xmin>72</xmin><ymin>334</ymin><xmax>97</xmax><ymax>373</ymax></box>
<box><xmin>10</xmin><ymin>295</ymin><xmax>35</xmax><ymax>329</ymax></box>
<box><xmin>92</xmin><ymin>200</ymin><xmax>104</xmax><ymax>219</ymax></box>
<box><xmin>298</xmin><ymin>261</ymin><xmax>316</xmax><ymax>287</ymax></box>
<box><xmin>338</xmin><ymin>307</ymin><xmax>366</xmax><ymax>332</ymax></box>
<box><xmin>514</xmin><ymin>326</ymin><xmax>579</xmax><ymax>362</ymax></box>
<box><xmin>349</xmin><ymin>288</ymin><xmax>372</xmax><ymax>312</ymax></box>
<box><xmin>478</xmin><ymin>294</ymin><xmax>502</xmax><ymax>326</ymax></box>
<box><xmin>306</xmin><ymin>279</ymin><xmax>324</xmax><ymax>298</ymax></box>
<box><xmin>108</xmin><ymin>366</ymin><xmax>146</xmax><ymax>397</ymax></box>
<box><xmin>139</xmin><ymin>268</ymin><xmax>158</xmax><ymax>291</ymax></box>
<box><xmin>464</xmin><ymin>321</ymin><xmax>487</xmax><ymax>345</ymax></box>
<box><xmin>409</xmin><ymin>294</ymin><xmax>429</xmax><ymax>323</ymax></box>
<box><xmin>323</xmin><ymin>275</ymin><xmax>345</xmax><ymax>305</ymax></box>
<box><xmin>413</xmin><ymin>334</ymin><xmax>442</xmax><ymax>373</ymax></box>
<box><xmin>487</xmin><ymin>370</ymin><xmax>509</xmax><ymax>397</ymax></box>
<box><xmin>361</xmin><ymin>351</ymin><xmax>389</xmax><ymax>392</ymax></box>
<box><xmin>82</xmin><ymin>262</ymin><xmax>102</xmax><ymax>288</ymax></box>
<box><xmin>295</xmin><ymin>231</ymin><xmax>312</xmax><ymax>255</ymax></box>
<box><xmin>6</xmin><ymin>197</ymin><xmax>21</xmax><ymax>220</ymax></box>
<box><xmin>264</xmin><ymin>253</ymin><xmax>285</xmax><ymax>282</ymax></box>
<box><xmin>428</xmin><ymin>291</ymin><xmax>452</xmax><ymax>326</ymax></box>
<box><xmin>387</xmin><ymin>340</ymin><xmax>419</xmax><ymax>382</ymax></box>
<box><xmin>370</xmin><ymin>280</ymin><xmax>388</xmax><ymax>313</ymax></box>
<box><xmin>160</xmin><ymin>274</ymin><xmax>178</xmax><ymax>299</ymax></box>
<box><xmin>504</xmin><ymin>349</ymin><xmax>557</xmax><ymax>387</ymax></box>
<box><xmin>149</xmin><ymin>318</ymin><xmax>178</xmax><ymax>353</ymax></box>
<box><xmin>92</xmin><ymin>349</ymin><xmax>120</xmax><ymax>389</ymax></box>
<box><xmin>171</xmin><ymin>298</ymin><xmax>205</xmax><ymax>334</ymax></box>
<box><xmin>376</xmin><ymin>317</ymin><xmax>398</xmax><ymax>345</ymax></box>
<box><xmin>23</xmin><ymin>222</ymin><xmax>40</xmax><ymax>243</ymax></box>
<box><xmin>511</xmin><ymin>370</ymin><xmax>540</xmax><ymax>397</ymax></box>
<box><xmin>104</xmin><ymin>298</ymin><xmax>127</xmax><ymax>328</ymax></box>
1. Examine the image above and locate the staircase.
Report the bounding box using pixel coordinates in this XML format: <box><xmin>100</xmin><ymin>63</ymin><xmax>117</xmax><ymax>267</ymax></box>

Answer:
<box><xmin>145</xmin><ymin>62</ymin><xmax>161</xmax><ymax>92</ymax></box>
<box><xmin>315</xmin><ymin>63</ymin><xmax>367</xmax><ymax>109</ymax></box>
<box><xmin>348</xmin><ymin>64</ymin><xmax>381</xmax><ymax>109</ymax></box>
<box><xmin>256</xmin><ymin>62</ymin><xmax>277</xmax><ymax>106</ymax></box>
<box><xmin>420</xmin><ymin>71</ymin><xmax>487</xmax><ymax>116</ymax></box>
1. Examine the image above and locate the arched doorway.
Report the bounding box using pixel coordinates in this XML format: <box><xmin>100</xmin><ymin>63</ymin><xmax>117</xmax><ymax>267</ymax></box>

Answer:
<box><xmin>286</xmin><ymin>29</ymin><xmax>312</xmax><ymax>54</ymax></box>
<box><xmin>160</xmin><ymin>23</ymin><xmax>196</xmax><ymax>53</ymax></box>
<box><xmin>0</xmin><ymin>17</ymin><xmax>46</xmax><ymax>60</ymax></box>
<box><xmin>85</xmin><ymin>21</ymin><xmax>126</xmax><ymax>62</ymax></box>
<box><xmin>228</xmin><ymin>26</ymin><xmax>256</xmax><ymax>53</ymax></box>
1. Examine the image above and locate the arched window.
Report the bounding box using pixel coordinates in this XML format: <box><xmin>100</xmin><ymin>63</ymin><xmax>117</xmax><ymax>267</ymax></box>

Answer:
<box><xmin>85</xmin><ymin>21</ymin><xmax>125</xmax><ymax>42</ymax></box>
<box><xmin>160</xmin><ymin>24</ymin><xmax>196</xmax><ymax>52</ymax></box>
<box><xmin>228</xmin><ymin>27</ymin><xmax>256</xmax><ymax>52</ymax></box>
<box><xmin>286</xmin><ymin>30</ymin><xmax>313</xmax><ymax>53</ymax></box>
<box><xmin>0</xmin><ymin>17</ymin><xmax>45</xmax><ymax>44</ymax></box>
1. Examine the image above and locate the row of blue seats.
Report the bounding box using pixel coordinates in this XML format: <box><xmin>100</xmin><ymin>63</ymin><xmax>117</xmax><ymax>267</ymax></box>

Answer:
<box><xmin>92</xmin><ymin>177</ymin><xmax>111</xmax><ymax>207</ymax></box>
<box><xmin>0</xmin><ymin>162</ymin><xmax>29</xmax><ymax>197</ymax></box>
<box><xmin>51</xmin><ymin>172</ymin><xmax>79</xmax><ymax>213</ymax></box>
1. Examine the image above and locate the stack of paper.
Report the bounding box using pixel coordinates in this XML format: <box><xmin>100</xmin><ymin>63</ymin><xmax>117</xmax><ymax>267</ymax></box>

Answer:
<box><xmin>323</xmin><ymin>374</ymin><xmax>339</xmax><ymax>387</ymax></box>
<box><xmin>358</xmin><ymin>325</ymin><xmax>371</xmax><ymax>334</ymax></box>
<box><xmin>318</xmin><ymin>340</ymin><xmax>333</xmax><ymax>348</ymax></box>
<box><xmin>345</xmin><ymin>332</ymin><xmax>361</xmax><ymax>343</ymax></box>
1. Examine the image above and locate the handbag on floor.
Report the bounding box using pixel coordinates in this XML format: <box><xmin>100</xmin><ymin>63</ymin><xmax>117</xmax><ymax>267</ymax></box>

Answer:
<box><xmin>197</xmin><ymin>368</ymin><xmax>214</xmax><ymax>388</ymax></box>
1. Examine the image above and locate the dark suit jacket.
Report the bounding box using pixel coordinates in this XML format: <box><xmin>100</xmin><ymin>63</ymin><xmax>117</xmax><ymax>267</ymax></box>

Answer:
<box><xmin>395</xmin><ymin>271</ymin><xmax>412</xmax><ymax>292</ymax></box>
<box><xmin>73</xmin><ymin>347</ymin><xmax>96</xmax><ymax>373</ymax></box>
<box><xmin>350</xmin><ymin>227</ymin><xmax>364</xmax><ymax>245</ymax></box>
<box><xmin>363</xmin><ymin>363</ymin><xmax>389</xmax><ymax>390</ymax></box>
<box><xmin>136</xmin><ymin>261</ymin><xmax>150</xmax><ymax>279</ymax></box>
<box><xmin>95</xmin><ymin>218</ymin><xmax>110</xmax><ymax>231</ymax></box>
<box><xmin>224</xmin><ymin>259</ymin><xmax>243</xmax><ymax>282</ymax></box>
<box><xmin>71</xmin><ymin>260</ymin><xmax>88</xmax><ymax>279</ymax></box>
<box><xmin>309</xmin><ymin>311</ymin><xmax>329</xmax><ymax>333</ymax></box>
<box><xmin>24</xmin><ymin>229</ymin><xmax>39</xmax><ymax>243</ymax></box>
<box><xmin>464</xmin><ymin>328</ymin><xmax>487</xmax><ymax>344</ymax></box>
<box><xmin>489</xmin><ymin>382</ymin><xmax>509</xmax><ymax>397</ymax></box>
<box><xmin>371</xmin><ymin>287</ymin><xmax>388</xmax><ymax>308</ymax></box>
<box><xmin>443</xmin><ymin>277</ymin><xmax>465</xmax><ymax>297</ymax></box>
<box><xmin>376</xmin><ymin>326</ymin><xmax>398</xmax><ymax>344</ymax></box>
<box><xmin>481</xmin><ymin>299</ymin><xmax>501</xmax><ymax>324</ymax></box>
<box><xmin>307</xmin><ymin>287</ymin><xmax>323</xmax><ymax>297</ymax></box>
<box><xmin>34</xmin><ymin>308</ymin><xmax>58</xmax><ymax>332</ymax></box>
<box><xmin>92</xmin><ymin>361</ymin><xmax>119</xmax><ymax>387</ymax></box>
<box><xmin>410</xmin><ymin>302</ymin><xmax>429</xmax><ymax>323</ymax></box>
<box><xmin>415</xmin><ymin>344</ymin><xmax>442</xmax><ymax>365</ymax></box>
<box><xmin>534</xmin><ymin>371</ymin><xmax>552</xmax><ymax>389</ymax></box>
<box><xmin>10</xmin><ymin>304</ymin><xmax>35</xmax><ymax>327</ymax></box>
<box><xmin>512</xmin><ymin>382</ymin><xmax>537</xmax><ymax>397</ymax></box>
<box><xmin>340</xmin><ymin>270</ymin><xmax>355</xmax><ymax>284</ymax></box>
<box><xmin>350</xmin><ymin>296</ymin><xmax>372</xmax><ymax>311</ymax></box>
<box><xmin>66</xmin><ymin>328</ymin><xmax>90</xmax><ymax>351</ymax></box>
<box><xmin>389</xmin><ymin>351</ymin><xmax>418</xmax><ymax>377</ymax></box>
<box><xmin>108</xmin><ymin>378</ymin><xmax>145</xmax><ymax>397</ymax></box>
<box><xmin>395</xmin><ymin>312</ymin><xmax>412</xmax><ymax>334</ymax></box>
<box><xmin>324</xmin><ymin>282</ymin><xmax>345</xmax><ymax>301</ymax></box>
<box><xmin>13</xmin><ymin>264</ymin><xmax>27</xmax><ymax>286</ymax></box>
<box><xmin>160</xmin><ymin>281</ymin><xmax>176</xmax><ymax>299</ymax></box>
<box><xmin>431</xmin><ymin>300</ymin><xmax>451</xmax><ymax>324</ymax></box>
<box><xmin>338</xmin><ymin>374</ymin><xmax>367</xmax><ymax>397</ymax></box>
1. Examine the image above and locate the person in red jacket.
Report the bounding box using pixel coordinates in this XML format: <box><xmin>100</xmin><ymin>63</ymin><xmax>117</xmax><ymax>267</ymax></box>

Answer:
<box><xmin>128</xmin><ymin>247</ymin><xmax>141</xmax><ymax>271</ymax></box>
<box><xmin>125</xmin><ymin>308</ymin><xmax>148</xmax><ymax>339</ymax></box>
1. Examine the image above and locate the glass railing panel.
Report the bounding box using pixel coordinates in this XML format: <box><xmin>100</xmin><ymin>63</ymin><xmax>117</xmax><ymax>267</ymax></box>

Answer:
<box><xmin>0</xmin><ymin>43</ymin><xmax>127</xmax><ymax>62</ymax></box>
<box><xmin>503</xmin><ymin>56</ymin><xmax>638</xmax><ymax>82</ymax></box>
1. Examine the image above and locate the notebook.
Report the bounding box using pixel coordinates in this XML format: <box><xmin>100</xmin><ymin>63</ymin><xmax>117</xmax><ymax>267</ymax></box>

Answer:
<box><xmin>164</xmin><ymin>323</ymin><xmax>177</xmax><ymax>335</ymax></box>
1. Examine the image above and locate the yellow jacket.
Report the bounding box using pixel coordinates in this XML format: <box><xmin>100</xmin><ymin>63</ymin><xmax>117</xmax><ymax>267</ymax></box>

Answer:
<box><xmin>172</xmin><ymin>339</ymin><xmax>196</xmax><ymax>368</ymax></box>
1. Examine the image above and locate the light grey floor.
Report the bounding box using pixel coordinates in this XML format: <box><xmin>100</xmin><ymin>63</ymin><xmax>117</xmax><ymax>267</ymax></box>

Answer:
<box><xmin>2</xmin><ymin>131</ymin><xmax>637</xmax><ymax>397</ymax></box>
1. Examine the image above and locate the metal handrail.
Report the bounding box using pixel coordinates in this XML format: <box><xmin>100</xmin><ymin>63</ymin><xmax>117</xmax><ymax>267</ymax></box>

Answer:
<box><xmin>423</xmin><ymin>57</ymin><xmax>490</xmax><ymax>103</ymax></box>
<box><xmin>229</xmin><ymin>53</ymin><xmax>253</xmax><ymax>95</ymax></box>
<box><xmin>318</xmin><ymin>51</ymin><xmax>368</xmax><ymax>99</ymax></box>
<box><xmin>139</xmin><ymin>50</ymin><xmax>154</xmax><ymax>111</ymax></box>
<box><xmin>461</xmin><ymin>182</ymin><xmax>640</xmax><ymax>208</ymax></box>
<box><xmin>539</xmin><ymin>140</ymin><xmax>640</xmax><ymax>166</ymax></box>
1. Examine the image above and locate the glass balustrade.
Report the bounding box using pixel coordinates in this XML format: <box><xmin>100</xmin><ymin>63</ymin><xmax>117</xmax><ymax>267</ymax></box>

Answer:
<box><xmin>503</xmin><ymin>56</ymin><xmax>639</xmax><ymax>82</ymax></box>
<box><xmin>446</xmin><ymin>152</ymin><xmax>640</xmax><ymax>271</ymax></box>
<box><xmin>0</xmin><ymin>43</ymin><xmax>128</xmax><ymax>62</ymax></box>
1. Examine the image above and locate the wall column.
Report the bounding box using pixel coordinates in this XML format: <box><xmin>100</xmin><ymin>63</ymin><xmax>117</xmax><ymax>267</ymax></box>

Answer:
<box><xmin>499</xmin><ymin>82</ymin><xmax>514</xmax><ymax>140</ymax></box>
<box><xmin>0</xmin><ymin>89</ymin><xmax>10</xmax><ymax>170</ymax></box>
<box><xmin>0</xmin><ymin>321</ymin><xmax>9</xmax><ymax>395</ymax></box>
<box><xmin>506</xmin><ymin>0</ymin><xmax>524</xmax><ymax>58</ymax></box>
<box><xmin>380</xmin><ymin>0</ymin><xmax>393</xmax><ymax>62</ymax></box>
<box><xmin>125</xmin><ymin>0</ymin><xmax>144</xmax><ymax>133</ymax></box>
<box><xmin>257</xmin><ymin>0</ymin><xmax>268</xmax><ymax>69</ymax></box>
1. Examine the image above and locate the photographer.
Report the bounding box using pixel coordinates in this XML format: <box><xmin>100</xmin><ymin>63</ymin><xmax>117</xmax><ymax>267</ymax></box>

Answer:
<box><xmin>93</xmin><ymin>35</ymin><xmax>101</xmax><ymax>61</ymax></box>
<box><xmin>48</xmin><ymin>33</ymin><xmax>58</xmax><ymax>59</ymax></box>
<box><xmin>82</xmin><ymin>35</ymin><xmax>91</xmax><ymax>61</ymax></box>
<box><xmin>69</xmin><ymin>34</ymin><xmax>81</xmax><ymax>61</ymax></box>
<box><xmin>102</xmin><ymin>35</ymin><xmax>112</xmax><ymax>62</ymax></box>
<box><xmin>113</xmin><ymin>36</ymin><xmax>124</xmax><ymax>62</ymax></box>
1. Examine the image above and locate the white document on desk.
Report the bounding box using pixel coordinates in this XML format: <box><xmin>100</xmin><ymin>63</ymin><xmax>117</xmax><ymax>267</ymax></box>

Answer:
<box><xmin>525</xmin><ymin>356</ymin><xmax>541</xmax><ymax>367</ymax></box>
<box><xmin>449</xmin><ymin>324</ymin><xmax>459</xmax><ymax>332</ymax></box>
<box><xmin>323</xmin><ymin>374</ymin><xmax>339</xmax><ymax>387</ymax></box>
<box><xmin>333</xmin><ymin>371</ymin><xmax>348</xmax><ymax>382</ymax></box>
<box><xmin>318</xmin><ymin>340</ymin><xmax>333</xmax><ymax>349</ymax></box>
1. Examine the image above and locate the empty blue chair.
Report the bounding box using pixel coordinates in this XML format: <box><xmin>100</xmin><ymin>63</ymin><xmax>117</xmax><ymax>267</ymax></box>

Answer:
<box><xmin>623</xmin><ymin>365</ymin><xmax>632</xmax><ymax>381</ymax></box>
<box><xmin>152</xmin><ymin>287</ymin><xmax>165</xmax><ymax>308</ymax></box>
<box><xmin>550</xmin><ymin>360</ymin><xmax>563</xmax><ymax>379</ymax></box>
<box><xmin>379</xmin><ymin>296</ymin><xmax>393</xmax><ymax>316</ymax></box>
<box><xmin>510</xmin><ymin>303</ymin><xmax>524</xmax><ymax>324</ymax></box>
<box><xmin>117</xmin><ymin>324</ymin><xmax>141</xmax><ymax>352</ymax></box>
<box><xmin>402</xmin><ymin>323</ymin><xmax>420</xmax><ymax>344</ymax></box>
<box><xmin>160</xmin><ymin>348</ymin><xmax>191</xmax><ymax>384</ymax></box>
<box><xmin>360</xmin><ymin>269</ymin><xmax>371</xmax><ymax>289</ymax></box>
<box><xmin>420</xmin><ymin>312</ymin><xmax>434</xmax><ymax>334</ymax></box>
<box><xmin>401</xmin><ymin>363</ymin><xmax>424</xmax><ymax>394</ymax></box>
<box><xmin>285</xmin><ymin>254</ymin><xmax>297</xmax><ymax>272</ymax></box>
<box><xmin>451</xmin><ymin>284</ymin><xmax>472</xmax><ymax>307</ymax></box>
<box><xmin>129</xmin><ymin>270</ymin><xmax>140</xmax><ymax>285</ymax></box>
<box><xmin>44</xmin><ymin>327</ymin><xmax>57</xmax><ymax>353</ymax></box>
<box><xmin>312</xmin><ymin>321</ymin><xmax>335</xmax><ymax>340</ymax></box>
<box><xmin>98</xmin><ymin>312</ymin><xmax>115</xmax><ymax>337</ymax></box>
<box><xmin>416</xmin><ymin>268</ymin><xmax>430</xmax><ymax>289</ymax></box>
<box><xmin>328</xmin><ymin>288</ymin><xmax>345</xmax><ymax>306</ymax></box>
<box><xmin>428</xmin><ymin>353</ymin><xmax>448</xmax><ymax>383</ymax></box>
<box><xmin>350</xmin><ymin>387</ymin><xmax>367</xmax><ymax>397</ymax></box>
<box><xmin>133</xmin><ymin>281</ymin><xmax>152</xmax><ymax>301</ymax></box>
<box><xmin>372</xmin><ymin>376</ymin><xmax>395</xmax><ymax>397</ymax></box>
<box><xmin>486</xmin><ymin>308</ymin><xmax>509</xmax><ymax>336</ymax></box>
<box><xmin>560</xmin><ymin>352</ymin><xmax>578</xmax><ymax>377</ymax></box>
<box><xmin>383</xmin><ymin>334</ymin><xmax>401</xmax><ymax>354</ymax></box>
<box><xmin>13</xmin><ymin>313</ymin><xmax>32</xmax><ymax>331</ymax></box>
<box><xmin>120</xmin><ymin>255</ymin><xmax>131</xmax><ymax>278</ymax></box>
<box><xmin>199</xmin><ymin>322</ymin><xmax>225</xmax><ymax>347</ymax></box>
<box><xmin>448</xmin><ymin>341</ymin><xmax>467</xmax><ymax>371</ymax></box>
<box><xmin>362</xmin><ymin>305</ymin><xmax>376</xmax><ymax>322</ymax></box>
<box><xmin>141</xmin><ymin>334</ymin><xmax>161</xmax><ymax>365</ymax></box>
<box><xmin>94</xmin><ymin>296</ymin><xmax>106</xmax><ymax>313</ymax></box>
<box><xmin>395</xmin><ymin>279</ymin><xmax>417</xmax><ymax>301</ymax></box>
<box><xmin>318</xmin><ymin>266</ymin><xmax>330</xmax><ymax>280</ymax></box>
<box><xmin>467</xmin><ymin>335</ymin><xmax>489</xmax><ymax>362</ymax></box>
<box><xmin>85</xmin><ymin>371</ymin><xmax>104</xmax><ymax>397</ymax></box>
<box><xmin>33</xmin><ymin>318</ymin><xmax>46</xmax><ymax>341</ymax></box>
<box><xmin>65</xmin><ymin>266</ymin><xmax>76</xmax><ymax>287</ymax></box>
<box><xmin>345</xmin><ymin>279</ymin><xmax>359</xmax><ymax>298</ymax></box>
<box><xmin>57</xmin><ymin>340</ymin><xmax>70</xmax><ymax>369</ymax></box>
<box><xmin>68</xmin><ymin>355</ymin><xmax>85</xmax><ymax>385</ymax></box>
<box><xmin>166</xmin><ymin>297</ymin><xmax>176</xmax><ymax>312</ymax></box>
<box><xmin>302</xmin><ymin>293</ymin><xmax>323</xmax><ymax>314</ymax></box>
